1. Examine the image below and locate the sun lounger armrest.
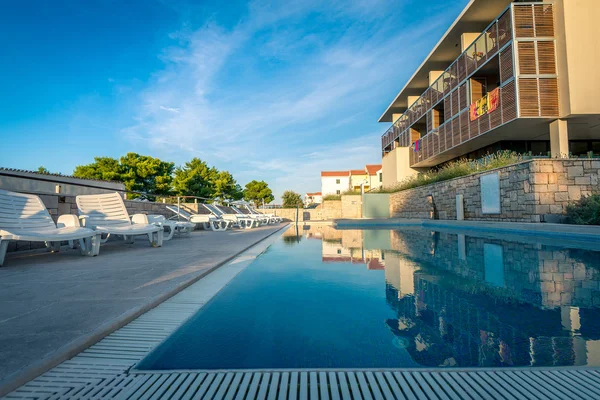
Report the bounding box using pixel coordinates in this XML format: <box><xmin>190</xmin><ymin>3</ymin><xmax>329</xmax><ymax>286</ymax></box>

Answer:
<box><xmin>78</xmin><ymin>215</ymin><xmax>90</xmax><ymax>227</ymax></box>
<box><xmin>131</xmin><ymin>214</ymin><xmax>150</xmax><ymax>225</ymax></box>
<box><xmin>57</xmin><ymin>214</ymin><xmax>81</xmax><ymax>228</ymax></box>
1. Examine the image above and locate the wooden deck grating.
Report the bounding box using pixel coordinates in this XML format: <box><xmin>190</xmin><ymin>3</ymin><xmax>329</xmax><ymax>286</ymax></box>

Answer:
<box><xmin>4</xmin><ymin>233</ymin><xmax>600</xmax><ymax>400</ymax></box>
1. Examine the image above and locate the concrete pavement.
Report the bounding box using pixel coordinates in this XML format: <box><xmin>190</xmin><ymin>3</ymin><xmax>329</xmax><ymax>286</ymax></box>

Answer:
<box><xmin>0</xmin><ymin>224</ymin><xmax>286</xmax><ymax>393</ymax></box>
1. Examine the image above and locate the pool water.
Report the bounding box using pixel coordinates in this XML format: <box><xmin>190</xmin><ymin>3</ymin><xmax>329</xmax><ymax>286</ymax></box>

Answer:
<box><xmin>136</xmin><ymin>225</ymin><xmax>600</xmax><ymax>370</ymax></box>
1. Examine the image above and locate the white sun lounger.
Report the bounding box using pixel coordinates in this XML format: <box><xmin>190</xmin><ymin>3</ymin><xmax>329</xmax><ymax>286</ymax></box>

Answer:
<box><xmin>76</xmin><ymin>192</ymin><xmax>163</xmax><ymax>247</ymax></box>
<box><xmin>146</xmin><ymin>215</ymin><xmax>194</xmax><ymax>241</ymax></box>
<box><xmin>165</xmin><ymin>205</ymin><xmax>231</xmax><ymax>231</ymax></box>
<box><xmin>231</xmin><ymin>205</ymin><xmax>268</xmax><ymax>226</ymax></box>
<box><xmin>0</xmin><ymin>189</ymin><xmax>101</xmax><ymax>266</ymax></box>
<box><xmin>211</xmin><ymin>205</ymin><xmax>258</xmax><ymax>229</ymax></box>
<box><xmin>248</xmin><ymin>206</ymin><xmax>282</xmax><ymax>223</ymax></box>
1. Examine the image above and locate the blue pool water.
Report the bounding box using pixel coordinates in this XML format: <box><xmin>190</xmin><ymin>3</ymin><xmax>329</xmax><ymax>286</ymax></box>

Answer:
<box><xmin>137</xmin><ymin>225</ymin><xmax>600</xmax><ymax>370</ymax></box>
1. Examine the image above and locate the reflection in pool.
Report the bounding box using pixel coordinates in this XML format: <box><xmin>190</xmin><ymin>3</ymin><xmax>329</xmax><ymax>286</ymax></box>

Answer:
<box><xmin>137</xmin><ymin>224</ymin><xmax>600</xmax><ymax>370</ymax></box>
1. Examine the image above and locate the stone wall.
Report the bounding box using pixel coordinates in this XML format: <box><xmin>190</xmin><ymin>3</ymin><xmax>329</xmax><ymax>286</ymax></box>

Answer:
<box><xmin>389</xmin><ymin>159</ymin><xmax>600</xmax><ymax>223</ymax></box>
<box><xmin>259</xmin><ymin>198</ymin><xmax>350</xmax><ymax>221</ymax></box>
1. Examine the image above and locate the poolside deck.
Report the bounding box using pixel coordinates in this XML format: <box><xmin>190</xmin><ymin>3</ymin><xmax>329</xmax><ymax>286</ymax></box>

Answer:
<box><xmin>0</xmin><ymin>224</ymin><xmax>287</xmax><ymax>397</ymax></box>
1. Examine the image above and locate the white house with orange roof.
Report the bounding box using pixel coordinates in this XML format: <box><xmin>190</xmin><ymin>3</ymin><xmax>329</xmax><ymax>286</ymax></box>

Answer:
<box><xmin>304</xmin><ymin>192</ymin><xmax>322</xmax><ymax>205</ymax></box>
<box><xmin>320</xmin><ymin>171</ymin><xmax>351</xmax><ymax>196</ymax></box>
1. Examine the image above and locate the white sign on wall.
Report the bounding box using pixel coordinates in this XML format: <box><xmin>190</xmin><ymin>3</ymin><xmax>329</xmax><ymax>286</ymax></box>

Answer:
<box><xmin>480</xmin><ymin>172</ymin><xmax>500</xmax><ymax>214</ymax></box>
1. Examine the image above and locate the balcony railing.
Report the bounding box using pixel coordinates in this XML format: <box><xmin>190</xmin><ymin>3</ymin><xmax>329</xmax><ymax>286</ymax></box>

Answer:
<box><xmin>382</xmin><ymin>5</ymin><xmax>516</xmax><ymax>162</ymax></box>
<box><xmin>382</xmin><ymin>2</ymin><xmax>558</xmax><ymax>167</ymax></box>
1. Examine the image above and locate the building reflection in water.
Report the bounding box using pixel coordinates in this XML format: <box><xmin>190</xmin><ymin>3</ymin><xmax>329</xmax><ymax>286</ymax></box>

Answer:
<box><xmin>302</xmin><ymin>224</ymin><xmax>600</xmax><ymax>368</ymax></box>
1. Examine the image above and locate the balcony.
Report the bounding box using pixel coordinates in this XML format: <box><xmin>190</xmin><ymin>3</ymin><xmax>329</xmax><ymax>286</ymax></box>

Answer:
<box><xmin>381</xmin><ymin>2</ymin><xmax>558</xmax><ymax>168</ymax></box>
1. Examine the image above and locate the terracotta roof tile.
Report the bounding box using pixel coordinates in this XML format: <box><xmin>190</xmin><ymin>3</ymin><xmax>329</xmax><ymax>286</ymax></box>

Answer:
<box><xmin>321</xmin><ymin>171</ymin><xmax>350</xmax><ymax>177</ymax></box>
<box><xmin>366</xmin><ymin>164</ymin><xmax>382</xmax><ymax>175</ymax></box>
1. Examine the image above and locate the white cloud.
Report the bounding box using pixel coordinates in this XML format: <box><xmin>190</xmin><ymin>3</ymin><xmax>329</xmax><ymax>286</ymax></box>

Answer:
<box><xmin>122</xmin><ymin>0</ymin><xmax>463</xmax><ymax>200</ymax></box>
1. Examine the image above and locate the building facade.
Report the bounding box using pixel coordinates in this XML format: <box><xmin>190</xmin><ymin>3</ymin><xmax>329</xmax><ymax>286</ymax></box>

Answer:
<box><xmin>321</xmin><ymin>165</ymin><xmax>382</xmax><ymax>195</ymax></box>
<box><xmin>304</xmin><ymin>192</ymin><xmax>323</xmax><ymax>205</ymax></box>
<box><xmin>321</xmin><ymin>171</ymin><xmax>351</xmax><ymax>196</ymax></box>
<box><xmin>380</xmin><ymin>0</ymin><xmax>600</xmax><ymax>187</ymax></box>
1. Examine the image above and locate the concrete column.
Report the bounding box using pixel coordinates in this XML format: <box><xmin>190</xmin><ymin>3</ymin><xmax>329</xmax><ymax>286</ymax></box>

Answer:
<box><xmin>392</xmin><ymin>113</ymin><xmax>403</xmax><ymax>123</ymax></box>
<box><xmin>456</xmin><ymin>194</ymin><xmax>464</xmax><ymax>220</ymax></box>
<box><xmin>550</xmin><ymin>119</ymin><xmax>569</xmax><ymax>158</ymax></box>
<box><xmin>461</xmin><ymin>33</ymin><xmax>480</xmax><ymax>52</ymax></box>
<box><xmin>429</xmin><ymin>71</ymin><xmax>444</xmax><ymax>85</ymax></box>
<box><xmin>407</xmin><ymin>96</ymin><xmax>419</xmax><ymax>107</ymax></box>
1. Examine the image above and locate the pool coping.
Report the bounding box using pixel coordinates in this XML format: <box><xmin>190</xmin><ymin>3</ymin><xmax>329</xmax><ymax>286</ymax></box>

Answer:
<box><xmin>335</xmin><ymin>218</ymin><xmax>600</xmax><ymax>240</ymax></box>
<box><xmin>0</xmin><ymin>223</ymin><xmax>289</xmax><ymax>399</ymax></box>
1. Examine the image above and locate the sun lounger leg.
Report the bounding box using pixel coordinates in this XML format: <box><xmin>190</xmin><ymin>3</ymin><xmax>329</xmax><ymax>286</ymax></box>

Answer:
<box><xmin>45</xmin><ymin>241</ymin><xmax>61</xmax><ymax>252</ymax></box>
<box><xmin>0</xmin><ymin>240</ymin><xmax>8</xmax><ymax>267</ymax></box>
<box><xmin>149</xmin><ymin>230</ymin><xmax>163</xmax><ymax>247</ymax></box>
<box><xmin>100</xmin><ymin>233</ymin><xmax>110</xmax><ymax>244</ymax></box>
<box><xmin>80</xmin><ymin>235</ymin><xmax>100</xmax><ymax>257</ymax></box>
<box><xmin>164</xmin><ymin>226</ymin><xmax>175</xmax><ymax>241</ymax></box>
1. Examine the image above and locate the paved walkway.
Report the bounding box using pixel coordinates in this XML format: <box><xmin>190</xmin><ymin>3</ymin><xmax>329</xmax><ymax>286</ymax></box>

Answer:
<box><xmin>0</xmin><ymin>224</ymin><xmax>286</xmax><ymax>395</ymax></box>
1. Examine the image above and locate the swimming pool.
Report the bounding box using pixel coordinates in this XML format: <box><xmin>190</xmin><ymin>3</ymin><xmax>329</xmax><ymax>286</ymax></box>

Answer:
<box><xmin>136</xmin><ymin>225</ymin><xmax>600</xmax><ymax>370</ymax></box>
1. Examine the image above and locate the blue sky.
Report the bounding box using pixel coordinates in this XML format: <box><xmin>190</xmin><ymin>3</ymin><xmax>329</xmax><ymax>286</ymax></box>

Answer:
<box><xmin>0</xmin><ymin>0</ymin><xmax>468</xmax><ymax>200</ymax></box>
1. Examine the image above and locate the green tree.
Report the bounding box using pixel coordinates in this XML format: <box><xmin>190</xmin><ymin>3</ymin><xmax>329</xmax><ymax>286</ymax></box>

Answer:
<box><xmin>119</xmin><ymin>153</ymin><xmax>174</xmax><ymax>197</ymax></box>
<box><xmin>73</xmin><ymin>157</ymin><xmax>123</xmax><ymax>182</ymax></box>
<box><xmin>37</xmin><ymin>166</ymin><xmax>50</xmax><ymax>174</ymax></box>
<box><xmin>172</xmin><ymin>158</ymin><xmax>216</xmax><ymax>199</ymax></box>
<box><xmin>243</xmin><ymin>180</ymin><xmax>274</xmax><ymax>207</ymax></box>
<box><xmin>213</xmin><ymin>170</ymin><xmax>244</xmax><ymax>200</ymax></box>
<box><xmin>282</xmin><ymin>190</ymin><xmax>304</xmax><ymax>208</ymax></box>
<box><xmin>73</xmin><ymin>153</ymin><xmax>174</xmax><ymax>199</ymax></box>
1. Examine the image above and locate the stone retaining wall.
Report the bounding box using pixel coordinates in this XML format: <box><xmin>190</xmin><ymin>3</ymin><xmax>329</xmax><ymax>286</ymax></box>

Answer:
<box><xmin>259</xmin><ymin>195</ymin><xmax>361</xmax><ymax>221</ymax></box>
<box><xmin>389</xmin><ymin>159</ymin><xmax>600</xmax><ymax>223</ymax></box>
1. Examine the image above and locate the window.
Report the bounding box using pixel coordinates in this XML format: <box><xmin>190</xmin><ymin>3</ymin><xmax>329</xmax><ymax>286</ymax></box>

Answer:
<box><xmin>379</xmin><ymin>174</ymin><xmax>383</xmax><ymax>183</ymax></box>
<box><xmin>336</xmin><ymin>190</ymin><xmax>341</xmax><ymax>195</ymax></box>
<box><xmin>335</xmin><ymin>179</ymin><xmax>340</xmax><ymax>184</ymax></box>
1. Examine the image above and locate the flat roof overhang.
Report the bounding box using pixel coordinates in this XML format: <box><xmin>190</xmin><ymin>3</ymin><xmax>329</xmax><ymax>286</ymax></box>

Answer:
<box><xmin>409</xmin><ymin>116</ymin><xmax>600</xmax><ymax>168</ymax></box>
<box><xmin>379</xmin><ymin>0</ymin><xmax>513</xmax><ymax>123</ymax></box>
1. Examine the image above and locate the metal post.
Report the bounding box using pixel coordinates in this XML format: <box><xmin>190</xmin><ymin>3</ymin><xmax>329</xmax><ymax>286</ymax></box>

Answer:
<box><xmin>177</xmin><ymin>197</ymin><xmax>181</xmax><ymax>222</ymax></box>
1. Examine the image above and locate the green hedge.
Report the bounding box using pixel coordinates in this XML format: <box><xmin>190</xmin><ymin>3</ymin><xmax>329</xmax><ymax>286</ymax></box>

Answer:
<box><xmin>566</xmin><ymin>194</ymin><xmax>600</xmax><ymax>225</ymax></box>
<box><xmin>374</xmin><ymin>151</ymin><xmax>525</xmax><ymax>194</ymax></box>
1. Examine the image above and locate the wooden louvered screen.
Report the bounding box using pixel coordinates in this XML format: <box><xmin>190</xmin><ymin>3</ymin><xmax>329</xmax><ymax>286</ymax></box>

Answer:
<box><xmin>452</xmin><ymin>118</ymin><xmax>460</xmax><ymax>146</ymax></box>
<box><xmin>486</xmin><ymin>23</ymin><xmax>498</xmax><ymax>56</ymax></box>
<box><xmin>438</xmin><ymin>124</ymin><xmax>446</xmax><ymax>152</ymax></box>
<box><xmin>469</xmin><ymin>114</ymin><xmax>479</xmax><ymax>139</ymax></box>
<box><xmin>422</xmin><ymin>136</ymin><xmax>429</xmax><ymax>159</ymax></box>
<box><xmin>449</xmin><ymin>62</ymin><xmax>458</xmax><ymax>91</ymax></box>
<box><xmin>518</xmin><ymin>78</ymin><xmax>539</xmax><ymax>116</ymax></box>
<box><xmin>457</xmin><ymin>54</ymin><xmax>467</xmax><ymax>82</ymax></box>
<box><xmin>500</xmin><ymin>44</ymin><xmax>514</xmax><ymax>83</ymax></box>
<box><xmin>537</xmin><ymin>41</ymin><xmax>556</xmax><ymax>74</ymax></box>
<box><xmin>466</xmin><ymin>51</ymin><xmax>476</xmax><ymax>76</ymax></box>
<box><xmin>534</xmin><ymin>5</ymin><xmax>554</xmax><ymax>37</ymax></box>
<box><xmin>479</xmin><ymin>113</ymin><xmax>491</xmax><ymax>135</ymax></box>
<box><xmin>518</xmin><ymin>42</ymin><xmax>537</xmax><ymax>74</ymax></box>
<box><xmin>539</xmin><ymin>78</ymin><xmax>559</xmax><ymax>116</ymax></box>
<box><xmin>514</xmin><ymin>5</ymin><xmax>534</xmax><ymax>38</ymax></box>
<box><xmin>444</xmin><ymin>97</ymin><xmax>451</xmax><ymax>122</ymax></box>
<box><xmin>460</xmin><ymin>111</ymin><xmax>469</xmax><ymax>143</ymax></box>
<box><xmin>490</xmin><ymin>101</ymin><xmax>502</xmax><ymax>129</ymax></box>
<box><xmin>451</xmin><ymin>90</ymin><xmax>459</xmax><ymax>117</ymax></box>
<box><xmin>458</xmin><ymin>84</ymin><xmax>467</xmax><ymax>111</ymax></box>
<box><xmin>502</xmin><ymin>81</ymin><xmax>517</xmax><ymax>122</ymax></box>
<box><xmin>427</xmin><ymin>111</ymin><xmax>432</xmax><ymax>132</ymax></box>
<box><xmin>498</xmin><ymin>10</ymin><xmax>512</xmax><ymax>47</ymax></box>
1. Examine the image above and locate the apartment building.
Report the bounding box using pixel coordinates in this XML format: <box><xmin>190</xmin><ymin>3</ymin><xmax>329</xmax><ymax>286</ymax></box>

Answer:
<box><xmin>380</xmin><ymin>0</ymin><xmax>600</xmax><ymax>187</ymax></box>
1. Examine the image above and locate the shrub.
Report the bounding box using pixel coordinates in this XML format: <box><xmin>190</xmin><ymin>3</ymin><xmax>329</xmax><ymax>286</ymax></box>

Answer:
<box><xmin>374</xmin><ymin>151</ymin><xmax>524</xmax><ymax>194</ymax></box>
<box><xmin>323</xmin><ymin>194</ymin><xmax>341</xmax><ymax>201</ymax></box>
<box><xmin>342</xmin><ymin>189</ymin><xmax>361</xmax><ymax>195</ymax></box>
<box><xmin>566</xmin><ymin>194</ymin><xmax>600</xmax><ymax>225</ymax></box>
